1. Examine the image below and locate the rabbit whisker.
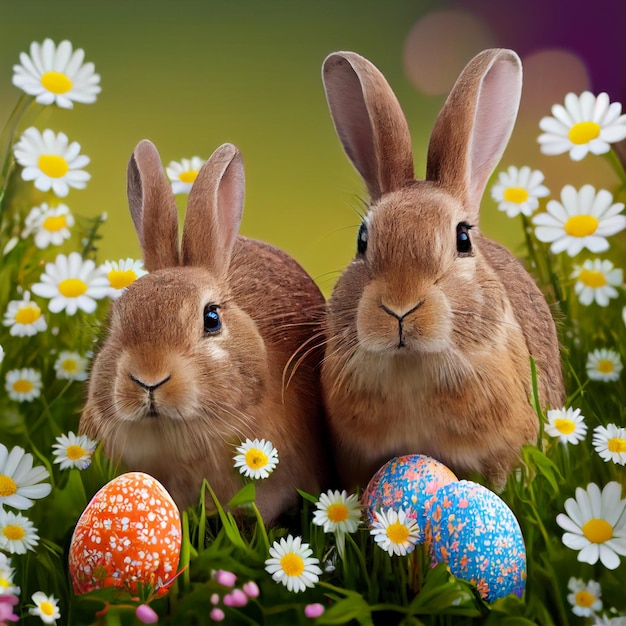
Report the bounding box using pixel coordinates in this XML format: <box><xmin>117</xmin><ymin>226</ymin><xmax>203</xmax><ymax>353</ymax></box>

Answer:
<box><xmin>282</xmin><ymin>331</ymin><xmax>329</xmax><ymax>397</ymax></box>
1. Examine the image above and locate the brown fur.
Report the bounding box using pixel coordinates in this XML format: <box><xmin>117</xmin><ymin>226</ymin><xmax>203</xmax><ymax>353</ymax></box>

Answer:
<box><xmin>80</xmin><ymin>141</ymin><xmax>328</xmax><ymax>522</ymax></box>
<box><xmin>321</xmin><ymin>50</ymin><xmax>565</xmax><ymax>490</ymax></box>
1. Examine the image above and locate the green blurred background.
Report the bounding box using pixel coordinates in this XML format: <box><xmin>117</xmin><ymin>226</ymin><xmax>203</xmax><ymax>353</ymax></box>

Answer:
<box><xmin>1</xmin><ymin>0</ymin><xmax>624</xmax><ymax>295</ymax></box>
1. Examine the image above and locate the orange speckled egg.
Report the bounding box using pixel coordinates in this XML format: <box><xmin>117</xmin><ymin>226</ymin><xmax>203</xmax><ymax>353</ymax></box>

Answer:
<box><xmin>69</xmin><ymin>472</ymin><xmax>182</xmax><ymax>595</ymax></box>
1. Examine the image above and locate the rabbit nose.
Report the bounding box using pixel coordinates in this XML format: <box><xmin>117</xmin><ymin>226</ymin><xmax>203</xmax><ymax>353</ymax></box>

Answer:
<box><xmin>129</xmin><ymin>374</ymin><xmax>171</xmax><ymax>392</ymax></box>
<box><xmin>379</xmin><ymin>300</ymin><xmax>424</xmax><ymax>321</ymax></box>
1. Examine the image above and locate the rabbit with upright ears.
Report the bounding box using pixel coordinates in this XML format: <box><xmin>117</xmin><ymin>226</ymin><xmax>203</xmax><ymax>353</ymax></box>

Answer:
<box><xmin>79</xmin><ymin>140</ymin><xmax>328</xmax><ymax>522</ymax></box>
<box><xmin>320</xmin><ymin>49</ymin><xmax>565</xmax><ymax>490</ymax></box>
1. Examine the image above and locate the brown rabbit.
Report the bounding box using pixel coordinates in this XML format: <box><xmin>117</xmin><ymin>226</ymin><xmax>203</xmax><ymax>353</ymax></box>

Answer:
<box><xmin>80</xmin><ymin>140</ymin><xmax>328</xmax><ymax>522</ymax></box>
<box><xmin>320</xmin><ymin>49</ymin><xmax>565</xmax><ymax>490</ymax></box>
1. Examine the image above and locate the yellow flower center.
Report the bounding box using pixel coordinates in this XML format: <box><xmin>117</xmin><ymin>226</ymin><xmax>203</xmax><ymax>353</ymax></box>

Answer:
<box><xmin>58</xmin><ymin>278</ymin><xmax>88</xmax><ymax>298</ymax></box>
<box><xmin>61</xmin><ymin>358</ymin><xmax>79</xmax><ymax>375</ymax></box>
<box><xmin>39</xmin><ymin>601</ymin><xmax>56</xmax><ymax>617</ymax></box>
<box><xmin>280</xmin><ymin>552</ymin><xmax>305</xmax><ymax>577</ymax></box>
<box><xmin>66</xmin><ymin>444</ymin><xmax>87</xmax><ymax>461</ymax></box>
<box><xmin>554</xmin><ymin>418</ymin><xmax>575</xmax><ymax>435</ymax></box>
<box><xmin>41</xmin><ymin>70</ymin><xmax>73</xmax><ymax>95</ymax></box>
<box><xmin>0</xmin><ymin>475</ymin><xmax>18</xmax><ymax>497</ymax></box>
<box><xmin>564</xmin><ymin>214</ymin><xmax>599</xmax><ymax>237</ymax></box>
<box><xmin>608</xmin><ymin>438</ymin><xmax>626</xmax><ymax>454</ymax></box>
<box><xmin>582</xmin><ymin>518</ymin><xmax>613</xmax><ymax>544</ymax></box>
<box><xmin>13</xmin><ymin>379</ymin><xmax>34</xmax><ymax>394</ymax></box>
<box><xmin>568</xmin><ymin>121</ymin><xmax>601</xmax><ymax>145</ymax></box>
<box><xmin>327</xmin><ymin>503</ymin><xmax>349</xmax><ymax>523</ymax></box>
<box><xmin>3</xmin><ymin>525</ymin><xmax>25</xmax><ymax>542</ymax></box>
<box><xmin>0</xmin><ymin>577</ymin><xmax>12</xmax><ymax>591</ymax></box>
<box><xmin>598</xmin><ymin>359</ymin><xmax>615</xmax><ymax>374</ymax></box>
<box><xmin>107</xmin><ymin>269</ymin><xmax>137</xmax><ymax>290</ymax></box>
<box><xmin>38</xmin><ymin>154</ymin><xmax>69</xmax><ymax>179</ymax></box>
<box><xmin>574</xmin><ymin>589</ymin><xmax>597</xmax><ymax>608</ymax></box>
<box><xmin>245</xmin><ymin>448</ymin><xmax>268</xmax><ymax>470</ymax></box>
<box><xmin>578</xmin><ymin>268</ymin><xmax>607</xmax><ymax>288</ymax></box>
<box><xmin>15</xmin><ymin>303</ymin><xmax>42</xmax><ymax>325</ymax></box>
<box><xmin>42</xmin><ymin>214</ymin><xmax>68</xmax><ymax>232</ymax></box>
<box><xmin>503</xmin><ymin>187</ymin><xmax>530</xmax><ymax>204</ymax></box>
<box><xmin>386</xmin><ymin>521</ymin><xmax>410</xmax><ymax>545</ymax></box>
<box><xmin>179</xmin><ymin>170</ymin><xmax>198</xmax><ymax>184</ymax></box>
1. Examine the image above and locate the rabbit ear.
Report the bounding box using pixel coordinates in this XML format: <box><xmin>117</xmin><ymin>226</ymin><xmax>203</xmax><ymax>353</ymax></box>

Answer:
<box><xmin>322</xmin><ymin>51</ymin><xmax>415</xmax><ymax>201</ymax></box>
<box><xmin>426</xmin><ymin>49</ymin><xmax>522</xmax><ymax>219</ymax></box>
<box><xmin>181</xmin><ymin>143</ymin><xmax>244</xmax><ymax>276</ymax></box>
<box><xmin>127</xmin><ymin>140</ymin><xmax>180</xmax><ymax>270</ymax></box>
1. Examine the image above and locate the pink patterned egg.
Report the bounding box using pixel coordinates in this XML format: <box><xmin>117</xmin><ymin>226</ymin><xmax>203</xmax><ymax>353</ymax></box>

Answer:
<box><xmin>362</xmin><ymin>454</ymin><xmax>458</xmax><ymax>534</ymax></box>
<box><xmin>69</xmin><ymin>472</ymin><xmax>181</xmax><ymax>595</ymax></box>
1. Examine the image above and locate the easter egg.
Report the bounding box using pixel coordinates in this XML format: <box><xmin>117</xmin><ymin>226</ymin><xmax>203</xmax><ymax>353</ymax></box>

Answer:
<box><xmin>69</xmin><ymin>472</ymin><xmax>182</xmax><ymax>595</ymax></box>
<box><xmin>362</xmin><ymin>454</ymin><xmax>458</xmax><ymax>533</ymax></box>
<box><xmin>427</xmin><ymin>480</ymin><xmax>526</xmax><ymax>602</ymax></box>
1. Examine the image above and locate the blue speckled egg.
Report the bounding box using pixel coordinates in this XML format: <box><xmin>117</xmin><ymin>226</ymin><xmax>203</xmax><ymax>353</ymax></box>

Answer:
<box><xmin>427</xmin><ymin>480</ymin><xmax>526</xmax><ymax>602</ymax></box>
<box><xmin>362</xmin><ymin>454</ymin><xmax>458</xmax><ymax>534</ymax></box>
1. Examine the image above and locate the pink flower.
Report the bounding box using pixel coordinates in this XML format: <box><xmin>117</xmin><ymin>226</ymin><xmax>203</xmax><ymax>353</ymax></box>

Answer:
<box><xmin>135</xmin><ymin>604</ymin><xmax>158</xmax><ymax>624</ymax></box>
<box><xmin>210</xmin><ymin>593</ymin><xmax>220</xmax><ymax>605</ymax></box>
<box><xmin>0</xmin><ymin>596</ymin><xmax>19</xmax><ymax>624</ymax></box>
<box><xmin>304</xmin><ymin>603</ymin><xmax>325</xmax><ymax>618</ymax></box>
<box><xmin>223</xmin><ymin>589</ymin><xmax>248</xmax><ymax>607</ymax></box>
<box><xmin>214</xmin><ymin>570</ymin><xmax>237</xmax><ymax>587</ymax></box>
<box><xmin>210</xmin><ymin>607</ymin><xmax>225</xmax><ymax>622</ymax></box>
<box><xmin>242</xmin><ymin>581</ymin><xmax>260</xmax><ymax>598</ymax></box>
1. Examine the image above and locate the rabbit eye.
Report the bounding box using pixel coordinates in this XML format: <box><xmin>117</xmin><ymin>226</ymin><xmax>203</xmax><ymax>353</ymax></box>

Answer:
<box><xmin>357</xmin><ymin>221</ymin><xmax>368</xmax><ymax>255</ymax></box>
<box><xmin>203</xmin><ymin>304</ymin><xmax>222</xmax><ymax>335</ymax></box>
<box><xmin>456</xmin><ymin>223</ymin><xmax>473</xmax><ymax>255</ymax></box>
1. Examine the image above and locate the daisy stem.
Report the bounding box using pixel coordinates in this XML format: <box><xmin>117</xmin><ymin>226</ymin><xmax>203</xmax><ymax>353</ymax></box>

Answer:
<box><xmin>343</xmin><ymin>532</ymin><xmax>371</xmax><ymax>593</ymax></box>
<box><xmin>605</xmin><ymin>147</ymin><xmax>626</xmax><ymax>185</ymax></box>
<box><xmin>520</xmin><ymin>215</ymin><xmax>541</xmax><ymax>276</ymax></box>
<box><xmin>80</xmin><ymin>214</ymin><xmax>105</xmax><ymax>258</ymax></box>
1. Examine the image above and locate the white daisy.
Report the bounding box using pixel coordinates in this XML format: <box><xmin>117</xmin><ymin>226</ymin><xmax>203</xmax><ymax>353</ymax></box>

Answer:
<box><xmin>538</xmin><ymin>91</ymin><xmax>626</xmax><ymax>161</ymax></box>
<box><xmin>586</xmin><ymin>348</ymin><xmax>623</xmax><ymax>382</ymax></box>
<box><xmin>370</xmin><ymin>508</ymin><xmax>421</xmax><ymax>557</ymax></box>
<box><xmin>53</xmin><ymin>350</ymin><xmax>89</xmax><ymax>381</ymax></box>
<box><xmin>31</xmin><ymin>251</ymin><xmax>109</xmax><ymax>315</ymax></box>
<box><xmin>313</xmin><ymin>490</ymin><xmax>362</xmax><ymax>558</ymax></box>
<box><xmin>0</xmin><ymin>443</ymin><xmax>51</xmax><ymax>510</ymax></box>
<box><xmin>5</xmin><ymin>368</ymin><xmax>43</xmax><ymax>402</ymax></box>
<box><xmin>0</xmin><ymin>510</ymin><xmax>40</xmax><ymax>554</ymax></box>
<box><xmin>567</xmin><ymin>577</ymin><xmax>602</xmax><ymax>617</ymax></box>
<box><xmin>23</xmin><ymin>203</ymin><xmax>74</xmax><ymax>249</ymax></box>
<box><xmin>545</xmin><ymin>407</ymin><xmax>587</xmax><ymax>445</ymax></box>
<box><xmin>556</xmin><ymin>481</ymin><xmax>626</xmax><ymax>570</ymax></box>
<box><xmin>29</xmin><ymin>591</ymin><xmax>61</xmax><ymax>624</ymax></box>
<box><xmin>533</xmin><ymin>185</ymin><xmax>626</xmax><ymax>256</ymax></box>
<box><xmin>13</xmin><ymin>127</ymin><xmax>90</xmax><ymax>198</ymax></box>
<box><xmin>3</xmin><ymin>291</ymin><xmax>47</xmax><ymax>337</ymax></box>
<box><xmin>0</xmin><ymin>553</ymin><xmax>20</xmax><ymax>596</ymax></box>
<box><xmin>166</xmin><ymin>157</ymin><xmax>206</xmax><ymax>194</ymax></box>
<box><xmin>13</xmin><ymin>38</ymin><xmax>101</xmax><ymax>109</ymax></box>
<box><xmin>233</xmin><ymin>438</ymin><xmax>278</xmax><ymax>479</ymax></box>
<box><xmin>52</xmin><ymin>431</ymin><xmax>97</xmax><ymax>470</ymax></box>
<box><xmin>572</xmin><ymin>259</ymin><xmax>623</xmax><ymax>307</ymax></box>
<box><xmin>490</xmin><ymin>165</ymin><xmax>550</xmax><ymax>218</ymax></box>
<box><xmin>593</xmin><ymin>424</ymin><xmax>626</xmax><ymax>466</ymax></box>
<box><xmin>101</xmin><ymin>258</ymin><xmax>147</xmax><ymax>299</ymax></box>
<box><xmin>264</xmin><ymin>535</ymin><xmax>322</xmax><ymax>593</ymax></box>
<box><xmin>0</xmin><ymin>345</ymin><xmax>4</xmax><ymax>365</ymax></box>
